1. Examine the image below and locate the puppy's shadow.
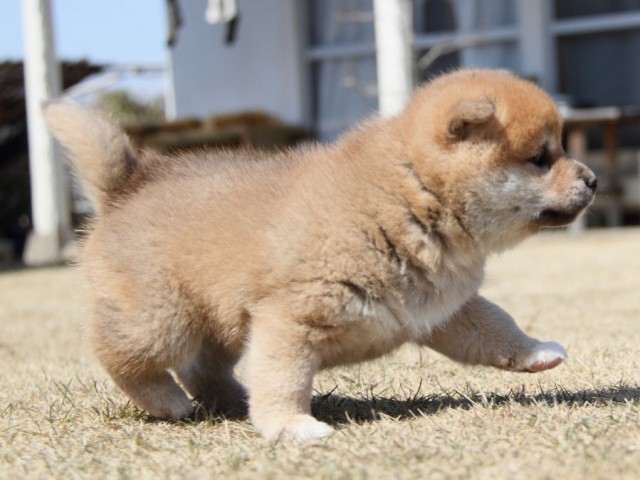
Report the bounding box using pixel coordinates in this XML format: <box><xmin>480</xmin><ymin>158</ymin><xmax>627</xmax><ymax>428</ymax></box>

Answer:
<box><xmin>310</xmin><ymin>384</ymin><xmax>640</xmax><ymax>426</ymax></box>
<box><xmin>159</xmin><ymin>383</ymin><xmax>639</xmax><ymax>426</ymax></box>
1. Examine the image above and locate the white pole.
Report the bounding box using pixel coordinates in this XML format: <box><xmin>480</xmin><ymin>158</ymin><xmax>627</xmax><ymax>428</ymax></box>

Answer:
<box><xmin>21</xmin><ymin>0</ymin><xmax>72</xmax><ymax>265</ymax></box>
<box><xmin>373</xmin><ymin>0</ymin><xmax>413</xmax><ymax>117</ymax></box>
<box><xmin>516</xmin><ymin>0</ymin><xmax>557</xmax><ymax>93</ymax></box>
<box><xmin>453</xmin><ymin>0</ymin><xmax>480</xmax><ymax>67</ymax></box>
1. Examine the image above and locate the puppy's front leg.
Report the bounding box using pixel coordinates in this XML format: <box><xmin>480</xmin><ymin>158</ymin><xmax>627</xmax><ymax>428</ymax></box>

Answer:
<box><xmin>245</xmin><ymin>304</ymin><xmax>334</xmax><ymax>441</ymax></box>
<box><xmin>422</xmin><ymin>295</ymin><xmax>566</xmax><ymax>372</ymax></box>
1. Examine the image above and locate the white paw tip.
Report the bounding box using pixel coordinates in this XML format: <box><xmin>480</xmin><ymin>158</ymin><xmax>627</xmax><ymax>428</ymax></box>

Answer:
<box><xmin>526</xmin><ymin>341</ymin><xmax>567</xmax><ymax>372</ymax></box>
<box><xmin>540</xmin><ymin>341</ymin><xmax>567</xmax><ymax>358</ymax></box>
<box><xmin>289</xmin><ymin>421</ymin><xmax>335</xmax><ymax>441</ymax></box>
<box><xmin>258</xmin><ymin>416</ymin><xmax>335</xmax><ymax>441</ymax></box>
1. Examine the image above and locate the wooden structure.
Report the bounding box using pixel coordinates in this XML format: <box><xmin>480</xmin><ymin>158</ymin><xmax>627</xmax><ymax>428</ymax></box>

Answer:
<box><xmin>125</xmin><ymin>111</ymin><xmax>308</xmax><ymax>154</ymax></box>
<box><xmin>563</xmin><ymin>106</ymin><xmax>640</xmax><ymax>231</ymax></box>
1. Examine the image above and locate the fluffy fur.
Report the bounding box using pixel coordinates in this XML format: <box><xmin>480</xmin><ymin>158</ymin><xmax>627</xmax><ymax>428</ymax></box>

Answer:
<box><xmin>46</xmin><ymin>69</ymin><xmax>596</xmax><ymax>440</ymax></box>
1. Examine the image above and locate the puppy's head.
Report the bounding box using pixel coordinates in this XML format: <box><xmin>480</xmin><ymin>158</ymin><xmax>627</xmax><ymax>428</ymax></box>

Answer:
<box><xmin>403</xmin><ymin>69</ymin><xmax>596</xmax><ymax>251</ymax></box>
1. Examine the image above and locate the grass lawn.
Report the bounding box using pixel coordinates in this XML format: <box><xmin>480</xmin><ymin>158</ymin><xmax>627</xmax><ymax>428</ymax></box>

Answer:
<box><xmin>1</xmin><ymin>229</ymin><xmax>639</xmax><ymax>479</ymax></box>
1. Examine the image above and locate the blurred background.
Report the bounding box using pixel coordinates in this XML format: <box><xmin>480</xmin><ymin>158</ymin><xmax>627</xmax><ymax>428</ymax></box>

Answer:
<box><xmin>1</xmin><ymin>0</ymin><xmax>640</xmax><ymax>266</ymax></box>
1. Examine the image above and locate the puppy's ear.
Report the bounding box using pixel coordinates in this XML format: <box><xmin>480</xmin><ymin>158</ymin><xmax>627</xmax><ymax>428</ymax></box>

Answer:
<box><xmin>448</xmin><ymin>97</ymin><xmax>495</xmax><ymax>141</ymax></box>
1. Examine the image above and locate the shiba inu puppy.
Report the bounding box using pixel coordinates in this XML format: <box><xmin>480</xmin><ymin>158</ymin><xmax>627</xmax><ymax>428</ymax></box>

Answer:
<box><xmin>46</xmin><ymin>69</ymin><xmax>596</xmax><ymax>440</ymax></box>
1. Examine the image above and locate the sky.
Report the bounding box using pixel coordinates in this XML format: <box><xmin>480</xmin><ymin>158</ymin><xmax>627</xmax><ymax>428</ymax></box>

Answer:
<box><xmin>1</xmin><ymin>0</ymin><xmax>167</xmax><ymax>65</ymax></box>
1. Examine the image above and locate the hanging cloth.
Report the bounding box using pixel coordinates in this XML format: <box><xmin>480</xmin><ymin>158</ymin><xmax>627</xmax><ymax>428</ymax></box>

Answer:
<box><xmin>205</xmin><ymin>0</ymin><xmax>239</xmax><ymax>43</ymax></box>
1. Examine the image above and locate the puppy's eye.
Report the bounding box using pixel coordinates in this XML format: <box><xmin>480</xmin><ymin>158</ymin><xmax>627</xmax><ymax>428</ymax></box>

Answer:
<box><xmin>528</xmin><ymin>148</ymin><xmax>551</xmax><ymax>169</ymax></box>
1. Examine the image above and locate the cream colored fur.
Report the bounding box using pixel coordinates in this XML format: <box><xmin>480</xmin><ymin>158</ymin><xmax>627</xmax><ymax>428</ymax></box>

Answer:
<box><xmin>46</xmin><ymin>70</ymin><xmax>596</xmax><ymax>440</ymax></box>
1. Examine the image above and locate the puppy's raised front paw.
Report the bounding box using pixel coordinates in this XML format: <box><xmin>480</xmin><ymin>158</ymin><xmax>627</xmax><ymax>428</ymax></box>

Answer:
<box><xmin>520</xmin><ymin>341</ymin><xmax>567</xmax><ymax>372</ymax></box>
<box><xmin>255</xmin><ymin>414</ymin><xmax>334</xmax><ymax>441</ymax></box>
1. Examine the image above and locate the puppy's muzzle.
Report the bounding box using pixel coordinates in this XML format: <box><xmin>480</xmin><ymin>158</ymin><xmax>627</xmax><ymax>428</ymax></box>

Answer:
<box><xmin>537</xmin><ymin>162</ymin><xmax>597</xmax><ymax>228</ymax></box>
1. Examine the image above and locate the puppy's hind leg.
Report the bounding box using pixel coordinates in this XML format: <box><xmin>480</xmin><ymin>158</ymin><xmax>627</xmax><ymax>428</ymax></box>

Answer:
<box><xmin>91</xmin><ymin>304</ymin><xmax>195</xmax><ymax>420</ymax></box>
<box><xmin>176</xmin><ymin>338</ymin><xmax>247</xmax><ymax>417</ymax></box>
<box><xmin>108</xmin><ymin>368</ymin><xmax>195</xmax><ymax>420</ymax></box>
<box><xmin>422</xmin><ymin>295</ymin><xmax>566</xmax><ymax>372</ymax></box>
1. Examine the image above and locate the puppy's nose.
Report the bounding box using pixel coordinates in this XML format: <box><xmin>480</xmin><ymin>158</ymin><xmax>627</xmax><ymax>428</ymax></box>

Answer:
<box><xmin>584</xmin><ymin>174</ymin><xmax>598</xmax><ymax>192</ymax></box>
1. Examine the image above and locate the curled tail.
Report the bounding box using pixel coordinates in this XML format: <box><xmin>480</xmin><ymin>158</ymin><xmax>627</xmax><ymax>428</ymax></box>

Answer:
<box><xmin>45</xmin><ymin>102</ymin><xmax>138</xmax><ymax>214</ymax></box>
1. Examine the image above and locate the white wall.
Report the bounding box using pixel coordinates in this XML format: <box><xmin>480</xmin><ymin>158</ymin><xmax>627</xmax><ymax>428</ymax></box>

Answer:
<box><xmin>167</xmin><ymin>0</ymin><xmax>307</xmax><ymax>125</ymax></box>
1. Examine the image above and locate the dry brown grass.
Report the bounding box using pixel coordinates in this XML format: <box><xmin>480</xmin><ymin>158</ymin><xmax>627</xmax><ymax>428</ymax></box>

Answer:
<box><xmin>1</xmin><ymin>229</ymin><xmax>639</xmax><ymax>479</ymax></box>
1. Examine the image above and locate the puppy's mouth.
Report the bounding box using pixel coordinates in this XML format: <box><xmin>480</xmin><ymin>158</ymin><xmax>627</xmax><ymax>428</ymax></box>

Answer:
<box><xmin>536</xmin><ymin>208</ymin><xmax>581</xmax><ymax>227</ymax></box>
<box><xmin>535</xmin><ymin>186</ymin><xmax>596</xmax><ymax>228</ymax></box>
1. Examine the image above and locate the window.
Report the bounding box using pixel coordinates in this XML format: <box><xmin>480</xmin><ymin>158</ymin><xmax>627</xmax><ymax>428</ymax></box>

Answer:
<box><xmin>414</xmin><ymin>0</ymin><xmax>519</xmax><ymax>81</ymax></box>
<box><xmin>306</xmin><ymin>0</ymin><xmax>640</xmax><ymax>144</ymax></box>
<box><xmin>308</xmin><ymin>0</ymin><xmax>377</xmax><ymax>140</ymax></box>
<box><xmin>555</xmin><ymin>0</ymin><xmax>640</xmax><ymax>19</ymax></box>
<box><xmin>552</xmin><ymin>0</ymin><xmax>640</xmax><ymax>144</ymax></box>
<box><xmin>307</xmin><ymin>0</ymin><xmax>521</xmax><ymax>139</ymax></box>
